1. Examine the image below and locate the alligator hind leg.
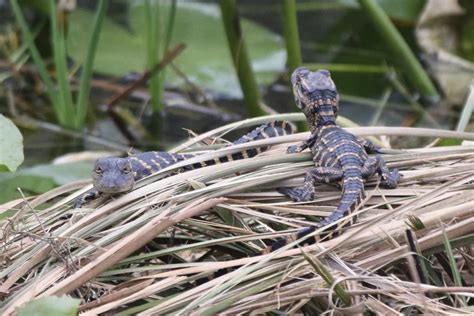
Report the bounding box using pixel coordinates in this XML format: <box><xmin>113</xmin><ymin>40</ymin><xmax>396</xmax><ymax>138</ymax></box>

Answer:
<box><xmin>359</xmin><ymin>138</ymin><xmax>381</xmax><ymax>154</ymax></box>
<box><xmin>279</xmin><ymin>167</ymin><xmax>343</xmax><ymax>202</ymax></box>
<box><xmin>362</xmin><ymin>155</ymin><xmax>400</xmax><ymax>189</ymax></box>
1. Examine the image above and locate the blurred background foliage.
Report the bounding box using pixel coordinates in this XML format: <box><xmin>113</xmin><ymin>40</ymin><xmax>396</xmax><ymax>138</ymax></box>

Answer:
<box><xmin>0</xmin><ymin>0</ymin><xmax>473</xmax><ymax>203</ymax></box>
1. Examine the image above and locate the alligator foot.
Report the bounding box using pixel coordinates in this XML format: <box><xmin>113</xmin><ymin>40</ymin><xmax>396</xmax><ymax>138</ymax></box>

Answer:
<box><xmin>381</xmin><ymin>168</ymin><xmax>401</xmax><ymax>189</ymax></box>
<box><xmin>277</xmin><ymin>187</ymin><xmax>314</xmax><ymax>202</ymax></box>
<box><xmin>74</xmin><ymin>189</ymin><xmax>100</xmax><ymax>208</ymax></box>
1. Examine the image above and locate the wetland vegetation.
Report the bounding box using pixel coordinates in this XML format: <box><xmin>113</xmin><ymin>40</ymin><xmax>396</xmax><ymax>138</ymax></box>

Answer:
<box><xmin>0</xmin><ymin>0</ymin><xmax>473</xmax><ymax>314</ymax></box>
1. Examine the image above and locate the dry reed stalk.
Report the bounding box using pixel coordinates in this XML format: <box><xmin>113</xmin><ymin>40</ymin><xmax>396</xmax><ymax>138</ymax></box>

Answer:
<box><xmin>1</xmin><ymin>118</ymin><xmax>473</xmax><ymax>315</ymax></box>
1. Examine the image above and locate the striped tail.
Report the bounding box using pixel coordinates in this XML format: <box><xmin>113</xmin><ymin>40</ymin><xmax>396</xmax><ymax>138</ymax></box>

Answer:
<box><xmin>186</xmin><ymin>121</ymin><xmax>295</xmax><ymax>169</ymax></box>
<box><xmin>193</xmin><ymin>177</ymin><xmax>364</xmax><ymax>285</ymax></box>
<box><xmin>269</xmin><ymin>174</ymin><xmax>365</xmax><ymax>252</ymax></box>
<box><xmin>233</xmin><ymin>121</ymin><xmax>295</xmax><ymax>145</ymax></box>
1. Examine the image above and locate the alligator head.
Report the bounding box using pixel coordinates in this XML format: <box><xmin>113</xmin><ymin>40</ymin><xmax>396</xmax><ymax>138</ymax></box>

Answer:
<box><xmin>291</xmin><ymin>68</ymin><xmax>339</xmax><ymax>130</ymax></box>
<box><xmin>92</xmin><ymin>157</ymin><xmax>135</xmax><ymax>193</ymax></box>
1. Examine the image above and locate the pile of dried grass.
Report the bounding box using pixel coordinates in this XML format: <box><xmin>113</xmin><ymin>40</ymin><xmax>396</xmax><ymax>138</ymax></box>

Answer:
<box><xmin>1</xmin><ymin>114</ymin><xmax>473</xmax><ymax>315</ymax></box>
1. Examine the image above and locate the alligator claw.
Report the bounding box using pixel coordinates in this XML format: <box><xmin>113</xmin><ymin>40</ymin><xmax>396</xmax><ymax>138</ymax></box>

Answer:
<box><xmin>277</xmin><ymin>187</ymin><xmax>309</xmax><ymax>202</ymax></box>
<box><xmin>287</xmin><ymin>145</ymin><xmax>300</xmax><ymax>153</ymax></box>
<box><xmin>381</xmin><ymin>168</ymin><xmax>401</xmax><ymax>189</ymax></box>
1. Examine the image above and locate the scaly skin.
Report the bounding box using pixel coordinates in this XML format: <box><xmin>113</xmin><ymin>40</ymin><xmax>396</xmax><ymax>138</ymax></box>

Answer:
<box><xmin>273</xmin><ymin>68</ymin><xmax>401</xmax><ymax>250</ymax></box>
<box><xmin>74</xmin><ymin>121</ymin><xmax>295</xmax><ymax>208</ymax></box>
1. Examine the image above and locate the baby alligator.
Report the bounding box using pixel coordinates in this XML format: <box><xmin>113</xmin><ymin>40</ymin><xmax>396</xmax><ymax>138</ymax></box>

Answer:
<box><xmin>272</xmin><ymin>68</ymin><xmax>401</xmax><ymax>250</ymax></box>
<box><xmin>74</xmin><ymin>121</ymin><xmax>295</xmax><ymax>208</ymax></box>
<box><xmin>191</xmin><ymin>68</ymin><xmax>401</xmax><ymax>287</ymax></box>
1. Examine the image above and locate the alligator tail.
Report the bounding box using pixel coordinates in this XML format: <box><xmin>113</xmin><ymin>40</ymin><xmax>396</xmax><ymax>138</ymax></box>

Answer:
<box><xmin>267</xmin><ymin>174</ymin><xmax>365</xmax><ymax>252</ymax></box>
<box><xmin>233</xmin><ymin>121</ymin><xmax>295</xmax><ymax>145</ymax></box>
<box><xmin>191</xmin><ymin>175</ymin><xmax>365</xmax><ymax>285</ymax></box>
<box><xmin>186</xmin><ymin>121</ymin><xmax>295</xmax><ymax>169</ymax></box>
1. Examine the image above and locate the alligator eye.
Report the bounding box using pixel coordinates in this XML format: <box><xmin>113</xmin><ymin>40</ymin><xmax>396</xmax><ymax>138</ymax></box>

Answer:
<box><xmin>94</xmin><ymin>166</ymin><xmax>103</xmax><ymax>174</ymax></box>
<box><xmin>122</xmin><ymin>165</ymin><xmax>131</xmax><ymax>174</ymax></box>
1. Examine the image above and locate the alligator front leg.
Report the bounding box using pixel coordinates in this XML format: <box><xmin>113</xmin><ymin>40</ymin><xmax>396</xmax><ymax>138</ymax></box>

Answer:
<box><xmin>74</xmin><ymin>188</ymin><xmax>100</xmax><ymax>208</ymax></box>
<box><xmin>279</xmin><ymin>167</ymin><xmax>343</xmax><ymax>202</ymax></box>
<box><xmin>287</xmin><ymin>133</ymin><xmax>317</xmax><ymax>153</ymax></box>
<box><xmin>359</xmin><ymin>138</ymin><xmax>382</xmax><ymax>154</ymax></box>
<box><xmin>361</xmin><ymin>155</ymin><xmax>400</xmax><ymax>189</ymax></box>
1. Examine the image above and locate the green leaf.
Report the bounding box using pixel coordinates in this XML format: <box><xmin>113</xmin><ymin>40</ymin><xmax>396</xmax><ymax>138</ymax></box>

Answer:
<box><xmin>0</xmin><ymin>161</ymin><xmax>92</xmax><ymax>206</ymax></box>
<box><xmin>376</xmin><ymin>0</ymin><xmax>426</xmax><ymax>23</ymax></box>
<box><xmin>0</xmin><ymin>175</ymin><xmax>56</xmax><ymax>204</ymax></box>
<box><xmin>67</xmin><ymin>2</ymin><xmax>284</xmax><ymax>97</ymax></box>
<box><xmin>0</xmin><ymin>114</ymin><xmax>24</xmax><ymax>172</ymax></box>
<box><xmin>436</xmin><ymin>138</ymin><xmax>462</xmax><ymax>146</ymax></box>
<box><xmin>16</xmin><ymin>296</ymin><xmax>80</xmax><ymax>316</ymax></box>
<box><xmin>0</xmin><ymin>161</ymin><xmax>93</xmax><ymax>185</ymax></box>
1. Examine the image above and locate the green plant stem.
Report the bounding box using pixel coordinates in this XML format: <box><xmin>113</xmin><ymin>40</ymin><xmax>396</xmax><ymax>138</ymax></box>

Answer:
<box><xmin>74</xmin><ymin>0</ymin><xmax>108</xmax><ymax>128</ymax></box>
<box><xmin>442</xmin><ymin>232</ymin><xmax>466</xmax><ymax>285</ymax></box>
<box><xmin>358</xmin><ymin>0</ymin><xmax>439</xmax><ymax>103</ymax></box>
<box><xmin>219</xmin><ymin>0</ymin><xmax>265</xmax><ymax>117</ymax></box>
<box><xmin>145</xmin><ymin>0</ymin><xmax>161</xmax><ymax>112</ymax></box>
<box><xmin>50</xmin><ymin>0</ymin><xmax>75</xmax><ymax>127</ymax></box>
<box><xmin>456</xmin><ymin>85</ymin><xmax>473</xmax><ymax>132</ymax></box>
<box><xmin>10</xmin><ymin>0</ymin><xmax>60</xmax><ymax>122</ymax></box>
<box><xmin>157</xmin><ymin>0</ymin><xmax>177</xmax><ymax>112</ymax></box>
<box><xmin>303</xmin><ymin>251</ymin><xmax>352</xmax><ymax>307</ymax></box>
<box><xmin>281</xmin><ymin>0</ymin><xmax>301</xmax><ymax>75</ymax></box>
<box><xmin>281</xmin><ymin>0</ymin><xmax>307</xmax><ymax>131</ymax></box>
<box><xmin>163</xmin><ymin>0</ymin><xmax>177</xmax><ymax>56</ymax></box>
<box><xmin>304</xmin><ymin>63</ymin><xmax>387</xmax><ymax>73</ymax></box>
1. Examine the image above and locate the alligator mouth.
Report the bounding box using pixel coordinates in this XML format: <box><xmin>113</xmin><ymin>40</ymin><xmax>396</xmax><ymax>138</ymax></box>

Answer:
<box><xmin>95</xmin><ymin>183</ymin><xmax>134</xmax><ymax>194</ymax></box>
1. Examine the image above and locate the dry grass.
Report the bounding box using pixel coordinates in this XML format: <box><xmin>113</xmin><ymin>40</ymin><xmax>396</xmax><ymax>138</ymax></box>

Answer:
<box><xmin>1</xmin><ymin>114</ymin><xmax>473</xmax><ymax>315</ymax></box>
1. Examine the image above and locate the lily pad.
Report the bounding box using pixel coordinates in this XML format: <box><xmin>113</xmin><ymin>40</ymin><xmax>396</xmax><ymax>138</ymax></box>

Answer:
<box><xmin>68</xmin><ymin>1</ymin><xmax>285</xmax><ymax>98</ymax></box>
<box><xmin>0</xmin><ymin>114</ymin><xmax>24</xmax><ymax>172</ymax></box>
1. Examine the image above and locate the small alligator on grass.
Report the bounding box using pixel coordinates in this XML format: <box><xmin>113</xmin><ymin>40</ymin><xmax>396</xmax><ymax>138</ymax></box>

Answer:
<box><xmin>270</xmin><ymin>68</ymin><xmax>401</xmax><ymax>251</ymax></box>
<box><xmin>74</xmin><ymin>121</ymin><xmax>295</xmax><ymax>208</ymax></box>
<box><xmin>190</xmin><ymin>68</ymin><xmax>401</xmax><ymax>287</ymax></box>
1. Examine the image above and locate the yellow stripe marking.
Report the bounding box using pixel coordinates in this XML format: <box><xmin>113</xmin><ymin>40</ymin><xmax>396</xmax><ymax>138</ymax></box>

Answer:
<box><xmin>343</xmin><ymin>190</ymin><xmax>362</xmax><ymax>194</ymax></box>
<box><xmin>260</xmin><ymin>129</ymin><xmax>270</xmax><ymax>139</ymax></box>
<box><xmin>152</xmin><ymin>154</ymin><xmax>168</xmax><ymax>165</ymax></box>
<box><xmin>150</xmin><ymin>159</ymin><xmax>162</xmax><ymax>169</ymax></box>
<box><xmin>319</xmin><ymin>110</ymin><xmax>335</xmax><ymax>116</ymax></box>
<box><xmin>337</xmin><ymin>152</ymin><xmax>361</xmax><ymax>160</ymax></box>
<box><xmin>343</xmin><ymin>176</ymin><xmax>364</xmax><ymax>182</ymax></box>
<box><xmin>133</xmin><ymin>158</ymin><xmax>153</xmax><ymax>171</ymax></box>
<box><xmin>169</xmin><ymin>154</ymin><xmax>179</xmax><ymax>163</ymax></box>
<box><xmin>342</xmin><ymin>165</ymin><xmax>360</xmax><ymax>172</ymax></box>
